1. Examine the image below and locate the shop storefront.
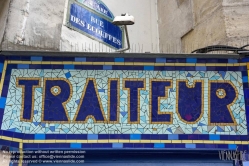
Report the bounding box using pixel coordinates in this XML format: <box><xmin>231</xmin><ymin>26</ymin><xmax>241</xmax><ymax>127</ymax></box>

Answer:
<box><xmin>0</xmin><ymin>51</ymin><xmax>248</xmax><ymax>166</ymax></box>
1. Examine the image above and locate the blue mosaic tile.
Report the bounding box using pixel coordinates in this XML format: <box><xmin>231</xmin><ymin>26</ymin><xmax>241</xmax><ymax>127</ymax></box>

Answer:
<box><xmin>186</xmin><ymin>58</ymin><xmax>197</xmax><ymax>63</ymax></box>
<box><xmin>31</xmin><ymin>56</ymin><xmax>43</xmax><ymax>61</ymax></box>
<box><xmin>241</xmin><ymin>57</ymin><xmax>249</xmax><ymax>62</ymax></box>
<box><xmin>0</xmin><ymin>63</ymin><xmax>3</xmax><ymax>73</ymax></box>
<box><xmin>130</xmin><ymin>134</ymin><xmax>141</xmax><ymax>140</ymax></box>
<box><xmin>23</xmin><ymin>143</ymin><xmax>39</xmax><ymax>149</ymax></box>
<box><xmin>217</xmin><ymin>144</ymin><xmax>228</xmax><ymax>149</ymax></box>
<box><xmin>209</xmin><ymin>135</ymin><xmax>220</xmax><ymax>140</ymax></box>
<box><xmin>35</xmin><ymin>134</ymin><xmax>45</xmax><ymax>140</ymax></box>
<box><xmin>98</xmin><ymin>134</ymin><xmax>109</xmax><ymax>140</ymax></box>
<box><xmin>132</xmin><ymin>144</ymin><xmax>142</xmax><ymax>148</ymax></box>
<box><xmin>70</xmin><ymin>143</ymin><xmax>81</xmax><ymax>148</ymax></box>
<box><xmin>243</xmin><ymin>76</ymin><xmax>248</xmax><ymax>83</ymax></box>
<box><xmin>196</xmin><ymin>144</ymin><xmax>206</xmax><ymax>148</ymax></box>
<box><xmin>151</xmin><ymin>135</ymin><xmax>160</xmax><ymax>140</ymax></box>
<box><xmin>103</xmin><ymin>65</ymin><xmax>112</xmax><ymax>70</ymax></box>
<box><xmin>195</xmin><ymin>66</ymin><xmax>206</xmax><ymax>71</ymax></box>
<box><xmin>154</xmin><ymin>143</ymin><xmax>164</xmax><ymax>148</ymax></box>
<box><xmin>144</xmin><ymin>143</ymin><xmax>154</xmax><ymax>148</ymax></box>
<box><xmin>75</xmin><ymin>57</ymin><xmax>86</xmax><ymax>62</ymax></box>
<box><xmin>115</xmin><ymin>58</ymin><xmax>124</xmax><ymax>62</ymax></box>
<box><xmin>174</xmin><ymin>144</ymin><xmax>185</xmax><ymax>148</ymax></box>
<box><xmin>112</xmin><ymin>143</ymin><xmax>123</xmax><ymax>148</ymax></box>
<box><xmin>168</xmin><ymin>135</ymin><xmax>178</xmax><ymax>140</ymax></box>
<box><xmin>185</xmin><ymin>66</ymin><xmax>196</xmax><ymax>70</ymax></box>
<box><xmin>88</xmin><ymin>134</ymin><xmax>98</xmax><ymax>140</ymax></box>
<box><xmin>160</xmin><ymin>135</ymin><xmax>168</xmax><ymax>140</ymax></box>
<box><xmin>156</xmin><ymin>58</ymin><xmax>166</xmax><ymax>63</ymax></box>
<box><xmin>123</xmin><ymin>143</ymin><xmax>134</xmax><ymax>148</ymax></box>
<box><xmin>0</xmin><ymin>139</ymin><xmax>11</xmax><ymax>146</ymax></box>
<box><xmin>205</xmin><ymin>144</ymin><xmax>216</xmax><ymax>149</ymax></box>
<box><xmin>185</xmin><ymin>144</ymin><xmax>196</xmax><ymax>148</ymax></box>
<box><xmin>206</xmin><ymin>59</ymin><xmax>218</xmax><ymax>63</ymax></box>
<box><xmin>0</xmin><ymin>97</ymin><xmax>6</xmax><ymax>108</ymax></box>
<box><xmin>228</xmin><ymin>59</ymin><xmax>238</xmax><ymax>63</ymax></box>
<box><xmin>197</xmin><ymin>59</ymin><xmax>207</xmax><ymax>63</ymax></box>
<box><xmin>17</xmin><ymin>64</ymin><xmax>29</xmax><ymax>69</ymax></box>
<box><xmin>228</xmin><ymin>144</ymin><xmax>237</xmax><ymax>150</ymax></box>
<box><xmin>39</xmin><ymin>143</ymin><xmax>50</xmax><ymax>149</ymax></box>
<box><xmin>166</xmin><ymin>58</ymin><xmax>176</xmax><ymax>63</ymax></box>
<box><xmin>102</xmin><ymin>143</ymin><xmax>112</xmax><ymax>148</ymax></box>
<box><xmin>144</xmin><ymin>66</ymin><xmax>154</xmax><ymax>70</ymax></box>
<box><xmin>82</xmin><ymin>143</ymin><xmax>92</xmax><ymax>148</ymax></box>
<box><xmin>64</xmin><ymin>64</ymin><xmax>75</xmax><ymax>69</ymax></box>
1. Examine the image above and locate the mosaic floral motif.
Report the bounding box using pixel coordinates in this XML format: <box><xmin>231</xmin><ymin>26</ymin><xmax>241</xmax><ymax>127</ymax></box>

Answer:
<box><xmin>1</xmin><ymin>69</ymin><xmax>247</xmax><ymax>135</ymax></box>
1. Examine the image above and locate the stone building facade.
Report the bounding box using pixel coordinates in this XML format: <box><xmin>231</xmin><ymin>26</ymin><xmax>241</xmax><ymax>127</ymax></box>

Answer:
<box><xmin>157</xmin><ymin>0</ymin><xmax>249</xmax><ymax>53</ymax></box>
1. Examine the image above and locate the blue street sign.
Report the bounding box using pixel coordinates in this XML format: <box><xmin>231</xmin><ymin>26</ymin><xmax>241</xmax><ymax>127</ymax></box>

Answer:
<box><xmin>76</xmin><ymin>0</ymin><xmax>114</xmax><ymax>20</ymax></box>
<box><xmin>69</xmin><ymin>3</ymin><xmax>123</xmax><ymax>49</ymax></box>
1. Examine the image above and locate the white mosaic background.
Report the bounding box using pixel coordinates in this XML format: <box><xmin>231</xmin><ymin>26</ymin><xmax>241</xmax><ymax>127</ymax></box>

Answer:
<box><xmin>1</xmin><ymin>69</ymin><xmax>247</xmax><ymax>135</ymax></box>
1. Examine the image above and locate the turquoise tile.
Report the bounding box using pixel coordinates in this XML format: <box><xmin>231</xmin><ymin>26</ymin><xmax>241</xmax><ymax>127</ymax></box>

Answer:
<box><xmin>228</xmin><ymin>144</ymin><xmax>237</xmax><ymax>150</ymax></box>
<box><xmin>35</xmin><ymin>134</ymin><xmax>45</xmax><ymax>140</ymax></box>
<box><xmin>209</xmin><ymin>135</ymin><xmax>220</xmax><ymax>140</ymax></box>
<box><xmin>243</xmin><ymin>76</ymin><xmax>248</xmax><ymax>83</ymax></box>
<box><xmin>130</xmin><ymin>134</ymin><xmax>141</xmax><ymax>140</ymax></box>
<box><xmin>0</xmin><ymin>97</ymin><xmax>6</xmax><ymax>108</ymax></box>
<box><xmin>71</xmin><ymin>143</ymin><xmax>81</xmax><ymax>148</ymax></box>
<box><xmin>154</xmin><ymin>143</ymin><xmax>164</xmax><ymax>148</ymax></box>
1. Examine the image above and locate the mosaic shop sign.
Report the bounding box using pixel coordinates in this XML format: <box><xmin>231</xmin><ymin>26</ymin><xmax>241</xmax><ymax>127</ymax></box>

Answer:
<box><xmin>1</xmin><ymin>55</ymin><xmax>249</xmax><ymax>152</ymax></box>
<box><xmin>2</xmin><ymin>69</ymin><xmax>247</xmax><ymax>135</ymax></box>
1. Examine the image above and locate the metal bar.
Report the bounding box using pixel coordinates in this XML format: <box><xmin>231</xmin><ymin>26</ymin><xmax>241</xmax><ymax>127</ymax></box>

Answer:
<box><xmin>115</xmin><ymin>25</ymin><xmax>130</xmax><ymax>53</ymax></box>
<box><xmin>0</xmin><ymin>50</ymin><xmax>241</xmax><ymax>59</ymax></box>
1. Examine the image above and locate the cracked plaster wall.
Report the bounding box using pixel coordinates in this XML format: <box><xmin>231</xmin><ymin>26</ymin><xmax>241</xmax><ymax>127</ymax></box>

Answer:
<box><xmin>0</xmin><ymin>0</ymin><xmax>11</xmax><ymax>47</ymax></box>
<box><xmin>1</xmin><ymin>0</ymin><xmax>65</xmax><ymax>51</ymax></box>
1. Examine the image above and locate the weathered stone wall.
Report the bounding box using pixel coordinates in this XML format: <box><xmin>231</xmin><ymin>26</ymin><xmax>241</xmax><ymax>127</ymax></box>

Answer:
<box><xmin>181</xmin><ymin>0</ymin><xmax>227</xmax><ymax>53</ymax></box>
<box><xmin>1</xmin><ymin>0</ymin><xmax>66</xmax><ymax>51</ymax></box>
<box><xmin>0</xmin><ymin>0</ymin><xmax>10</xmax><ymax>46</ymax></box>
<box><xmin>223</xmin><ymin>0</ymin><xmax>249</xmax><ymax>47</ymax></box>
<box><xmin>158</xmin><ymin>0</ymin><xmax>249</xmax><ymax>53</ymax></box>
<box><xmin>157</xmin><ymin>0</ymin><xmax>194</xmax><ymax>53</ymax></box>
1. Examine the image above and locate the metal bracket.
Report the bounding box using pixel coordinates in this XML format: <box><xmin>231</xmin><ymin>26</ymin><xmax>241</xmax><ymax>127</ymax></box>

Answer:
<box><xmin>115</xmin><ymin>25</ymin><xmax>130</xmax><ymax>53</ymax></box>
